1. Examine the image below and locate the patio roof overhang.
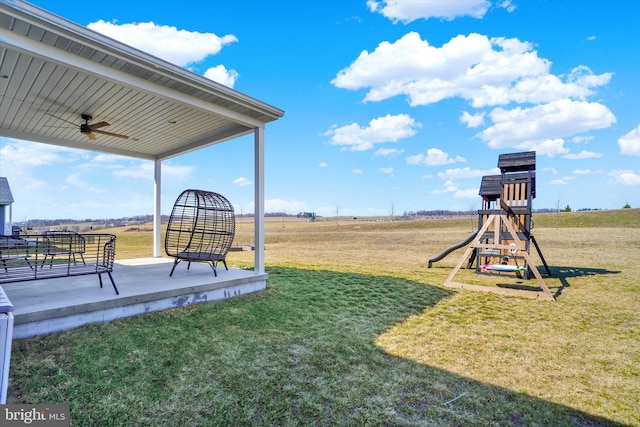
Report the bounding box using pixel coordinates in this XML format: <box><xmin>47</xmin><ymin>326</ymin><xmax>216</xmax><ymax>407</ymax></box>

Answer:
<box><xmin>0</xmin><ymin>0</ymin><xmax>284</xmax><ymax>270</ymax></box>
<box><xmin>0</xmin><ymin>0</ymin><xmax>283</xmax><ymax>160</ymax></box>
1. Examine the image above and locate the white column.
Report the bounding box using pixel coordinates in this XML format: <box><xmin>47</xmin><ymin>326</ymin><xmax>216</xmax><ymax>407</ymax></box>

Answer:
<box><xmin>153</xmin><ymin>159</ymin><xmax>162</xmax><ymax>257</ymax></box>
<box><xmin>254</xmin><ymin>126</ymin><xmax>265</xmax><ymax>274</ymax></box>
<box><xmin>8</xmin><ymin>205</ymin><xmax>12</xmax><ymax>236</ymax></box>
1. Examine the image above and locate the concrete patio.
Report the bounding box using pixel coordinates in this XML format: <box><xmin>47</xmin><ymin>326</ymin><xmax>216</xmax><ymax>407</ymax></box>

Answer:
<box><xmin>1</xmin><ymin>257</ymin><xmax>267</xmax><ymax>339</ymax></box>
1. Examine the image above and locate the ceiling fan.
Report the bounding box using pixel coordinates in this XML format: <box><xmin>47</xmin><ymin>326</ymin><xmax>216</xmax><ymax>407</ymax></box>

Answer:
<box><xmin>46</xmin><ymin>113</ymin><xmax>129</xmax><ymax>140</ymax></box>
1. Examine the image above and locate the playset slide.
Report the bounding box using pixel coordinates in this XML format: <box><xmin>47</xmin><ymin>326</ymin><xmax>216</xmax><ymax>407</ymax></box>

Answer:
<box><xmin>427</xmin><ymin>231</ymin><xmax>477</xmax><ymax>268</ymax></box>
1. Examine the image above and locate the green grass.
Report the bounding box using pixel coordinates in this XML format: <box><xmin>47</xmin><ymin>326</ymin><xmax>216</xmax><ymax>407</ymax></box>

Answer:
<box><xmin>7</xmin><ymin>208</ymin><xmax>640</xmax><ymax>426</ymax></box>
<box><xmin>11</xmin><ymin>269</ymin><xmax>630</xmax><ymax>426</ymax></box>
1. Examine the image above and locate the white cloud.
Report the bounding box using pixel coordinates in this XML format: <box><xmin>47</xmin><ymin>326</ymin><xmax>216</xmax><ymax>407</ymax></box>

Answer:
<box><xmin>332</xmin><ymin>32</ymin><xmax>612</xmax><ymax>108</ymax></box>
<box><xmin>609</xmin><ymin>170</ymin><xmax>640</xmax><ymax>186</ymax></box>
<box><xmin>587</xmin><ymin>35</ymin><xmax>597</xmax><ymax>41</ymax></box>
<box><xmin>460</xmin><ymin>111</ymin><xmax>485</xmax><ymax>128</ymax></box>
<box><xmin>497</xmin><ymin>0</ymin><xmax>517</xmax><ymax>13</ymax></box>
<box><xmin>437</xmin><ymin>167</ymin><xmax>500</xmax><ymax>180</ymax></box>
<box><xmin>111</xmin><ymin>163</ymin><xmax>152</xmax><ymax>179</ymax></box>
<box><xmin>571</xmin><ymin>135</ymin><xmax>594</xmax><ymax>144</ymax></box>
<box><xmin>318</xmin><ymin>162</ymin><xmax>328</xmax><ymax>167</ymax></box>
<box><xmin>374</xmin><ymin>148</ymin><xmax>404</xmax><ymax>157</ymax></box>
<box><xmin>65</xmin><ymin>172</ymin><xmax>108</xmax><ymax>194</ymax></box>
<box><xmin>63</xmin><ymin>174</ymin><xmax>84</xmax><ymax>188</ymax></box>
<box><xmin>562</xmin><ymin>150</ymin><xmax>602</xmax><ymax>159</ymax></box>
<box><xmin>551</xmin><ymin>176</ymin><xmax>578</xmax><ymax>185</ymax></box>
<box><xmin>407</xmin><ymin>148</ymin><xmax>466</xmax><ymax>166</ymax></box>
<box><xmin>431</xmin><ymin>179</ymin><xmax>459</xmax><ymax>194</ymax></box>
<box><xmin>87</xmin><ymin>20</ymin><xmax>237</xmax><ymax>67</ymax></box>
<box><xmin>203</xmin><ymin>65</ymin><xmax>239</xmax><ymax>88</ymax></box>
<box><xmin>454</xmin><ymin>188</ymin><xmax>480</xmax><ymax>199</ymax></box>
<box><xmin>111</xmin><ymin>161</ymin><xmax>195</xmax><ymax>180</ymax></box>
<box><xmin>379</xmin><ymin>167</ymin><xmax>394</xmax><ymax>176</ymax></box>
<box><xmin>162</xmin><ymin>163</ymin><xmax>196</xmax><ymax>180</ymax></box>
<box><xmin>0</xmin><ymin>139</ymin><xmax>177</xmax><ymax>220</ymax></box>
<box><xmin>92</xmin><ymin>153</ymin><xmax>127</xmax><ymax>163</ymax></box>
<box><xmin>526</xmin><ymin>139</ymin><xmax>569</xmax><ymax>157</ymax></box>
<box><xmin>352</xmin><ymin>168</ymin><xmax>363</xmax><ymax>174</ymax></box>
<box><xmin>367</xmin><ymin>0</ymin><xmax>491</xmax><ymax>23</ymax></box>
<box><xmin>264</xmin><ymin>198</ymin><xmax>308</xmax><ymax>213</ymax></box>
<box><xmin>0</xmin><ymin>139</ymin><xmax>82</xmax><ymax>169</ymax></box>
<box><xmin>573</xmin><ymin>169</ymin><xmax>601</xmax><ymax>175</ymax></box>
<box><xmin>618</xmin><ymin>124</ymin><xmax>640</xmax><ymax>156</ymax></box>
<box><xmin>479</xmin><ymin>99</ymin><xmax>616</xmax><ymax>154</ymax></box>
<box><xmin>324</xmin><ymin>114</ymin><xmax>420</xmax><ymax>151</ymax></box>
<box><xmin>233</xmin><ymin>177</ymin><xmax>252</xmax><ymax>186</ymax></box>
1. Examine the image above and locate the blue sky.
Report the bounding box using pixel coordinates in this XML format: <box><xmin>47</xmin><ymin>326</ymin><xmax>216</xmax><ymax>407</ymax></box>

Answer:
<box><xmin>1</xmin><ymin>0</ymin><xmax>639</xmax><ymax>221</ymax></box>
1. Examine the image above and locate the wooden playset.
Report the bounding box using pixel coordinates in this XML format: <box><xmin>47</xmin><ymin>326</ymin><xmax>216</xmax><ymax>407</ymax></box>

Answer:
<box><xmin>431</xmin><ymin>151</ymin><xmax>554</xmax><ymax>301</ymax></box>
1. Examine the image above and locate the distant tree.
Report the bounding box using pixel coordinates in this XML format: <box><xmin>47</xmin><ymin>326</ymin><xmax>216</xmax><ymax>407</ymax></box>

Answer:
<box><xmin>297</xmin><ymin>212</ymin><xmax>317</xmax><ymax>220</ymax></box>
<box><xmin>563</xmin><ymin>205</ymin><xmax>572</xmax><ymax>212</ymax></box>
<box><xmin>623</xmin><ymin>202</ymin><xmax>631</xmax><ymax>209</ymax></box>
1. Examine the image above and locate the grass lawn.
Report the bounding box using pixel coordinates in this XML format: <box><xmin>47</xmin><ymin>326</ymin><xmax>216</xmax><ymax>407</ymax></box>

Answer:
<box><xmin>7</xmin><ymin>209</ymin><xmax>640</xmax><ymax>426</ymax></box>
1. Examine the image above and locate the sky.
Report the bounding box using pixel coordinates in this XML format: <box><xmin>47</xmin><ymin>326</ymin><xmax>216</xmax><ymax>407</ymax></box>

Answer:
<box><xmin>1</xmin><ymin>0</ymin><xmax>639</xmax><ymax>221</ymax></box>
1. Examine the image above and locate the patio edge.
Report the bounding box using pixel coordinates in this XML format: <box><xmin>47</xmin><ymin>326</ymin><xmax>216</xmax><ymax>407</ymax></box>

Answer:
<box><xmin>12</xmin><ymin>274</ymin><xmax>267</xmax><ymax>338</ymax></box>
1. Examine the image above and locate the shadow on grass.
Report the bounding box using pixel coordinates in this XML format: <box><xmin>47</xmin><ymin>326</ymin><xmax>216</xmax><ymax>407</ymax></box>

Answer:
<box><xmin>551</xmin><ymin>265</ymin><xmax>621</xmax><ymax>278</ymax></box>
<box><xmin>9</xmin><ymin>266</ymin><xmax>627</xmax><ymax>426</ymax></box>
<box><xmin>549</xmin><ymin>265</ymin><xmax>621</xmax><ymax>299</ymax></box>
<box><xmin>470</xmin><ymin>264</ymin><xmax>621</xmax><ymax>300</ymax></box>
<box><xmin>495</xmin><ymin>282</ymin><xmax>548</xmax><ymax>293</ymax></box>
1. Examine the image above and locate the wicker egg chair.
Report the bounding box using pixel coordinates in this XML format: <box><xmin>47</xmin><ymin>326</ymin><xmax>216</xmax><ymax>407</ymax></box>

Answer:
<box><xmin>165</xmin><ymin>189</ymin><xmax>235</xmax><ymax>277</ymax></box>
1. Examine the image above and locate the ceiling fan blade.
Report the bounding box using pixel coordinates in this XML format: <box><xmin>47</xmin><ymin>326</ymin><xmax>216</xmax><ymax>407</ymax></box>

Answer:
<box><xmin>46</xmin><ymin>113</ymin><xmax>79</xmax><ymax>126</ymax></box>
<box><xmin>88</xmin><ymin>121</ymin><xmax>110</xmax><ymax>130</ymax></box>
<box><xmin>93</xmin><ymin>129</ymin><xmax>129</xmax><ymax>139</ymax></box>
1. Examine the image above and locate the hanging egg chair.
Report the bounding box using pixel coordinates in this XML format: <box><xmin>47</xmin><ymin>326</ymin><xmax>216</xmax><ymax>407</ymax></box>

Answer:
<box><xmin>165</xmin><ymin>189</ymin><xmax>235</xmax><ymax>277</ymax></box>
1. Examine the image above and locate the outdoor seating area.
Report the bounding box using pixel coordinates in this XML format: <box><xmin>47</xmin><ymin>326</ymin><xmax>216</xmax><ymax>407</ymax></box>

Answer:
<box><xmin>0</xmin><ymin>232</ymin><xmax>118</xmax><ymax>295</ymax></box>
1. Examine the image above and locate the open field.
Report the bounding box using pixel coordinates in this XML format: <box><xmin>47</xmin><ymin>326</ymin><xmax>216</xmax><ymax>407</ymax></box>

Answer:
<box><xmin>8</xmin><ymin>208</ymin><xmax>640</xmax><ymax>426</ymax></box>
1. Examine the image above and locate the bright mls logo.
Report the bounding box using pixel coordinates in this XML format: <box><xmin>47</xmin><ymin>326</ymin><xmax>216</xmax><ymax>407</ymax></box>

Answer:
<box><xmin>1</xmin><ymin>404</ymin><xmax>69</xmax><ymax>426</ymax></box>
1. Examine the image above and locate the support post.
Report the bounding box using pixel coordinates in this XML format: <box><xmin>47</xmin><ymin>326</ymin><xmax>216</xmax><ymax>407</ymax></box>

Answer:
<box><xmin>254</xmin><ymin>126</ymin><xmax>265</xmax><ymax>274</ymax></box>
<box><xmin>153</xmin><ymin>159</ymin><xmax>162</xmax><ymax>258</ymax></box>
